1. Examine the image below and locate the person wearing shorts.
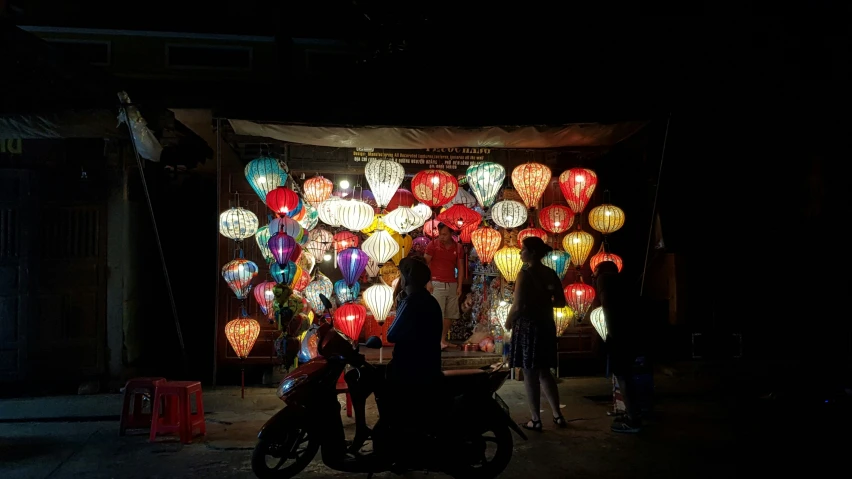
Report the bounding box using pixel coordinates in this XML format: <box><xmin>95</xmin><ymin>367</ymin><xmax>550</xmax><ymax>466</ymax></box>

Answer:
<box><xmin>424</xmin><ymin>223</ymin><xmax>464</xmax><ymax>350</ymax></box>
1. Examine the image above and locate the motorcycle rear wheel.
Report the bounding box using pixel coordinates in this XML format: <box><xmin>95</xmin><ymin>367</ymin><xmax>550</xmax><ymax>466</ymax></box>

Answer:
<box><xmin>251</xmin><ymin>429</ymin><xmax>319</xmax><ymax>479</ymax></box>
<box><xmin>452</xmin><ymin>422</ymin><xmax>513</xmax><ymax>479</ymax></box>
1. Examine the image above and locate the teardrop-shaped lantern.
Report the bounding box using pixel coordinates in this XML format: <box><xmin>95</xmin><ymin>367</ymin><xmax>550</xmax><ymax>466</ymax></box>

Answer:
<box><xmin>333</xmin><ymin>231</ymin><xmax>360</xmax><ymax>253</ymax></box>
<box><xmin>338</xmin><ymin>247</ymin><xmax>369</xmax><ymax>286</ymax></box>
<box><xmin>553</xmin><ymin>305</ymin><xmax>575</xmax><ymax>335</ymax></box>
<box><xmin>317</xmin><ymin>197</ymin><xmax>343</xmax><ymax>226</ymax></box>
<box><xmin>244</xmin><ymin>157</ymin><xmax>287</xmax><ymax>203</ymax></box>
<box><xmin>221</xmin><ymin>258</ymin><xmax>258</xmax><ymax>299</ymax></box>
<box><xmin>390</xmin><ymin>232</ymin><xmax>412</xmax><ymax>265</ymax></box>
<box><xmin>380</xmin><ymin>262</ymin><xmax>400</xmax><ymax>286</ymax></box>
<box><xmin>443</xmin><ymin>187</ymin><xmax>478</xmax><ymax>209</ymax></box>
<box><xmin>412</xmin><ymin>236</ymin><xmax>431</xmax><ymax>253</ymax></box>
<box><xmin>270</xmin><ymin>262</ymin><xmax>285</xmax><ymax>283</ymax></box>
<box><xmin>387</xmin><ymin>188</ymin><xmax>415</xmax><ymax>211</ymax></box>
<box><xmin>306</xmin><ymin>241</ymin><xmax>328</xmax><ymax>262</ymax></box>
<box><xmin>219</xmin><ymin>207</ymin><xmax>259</xmax><ymax>242</ymax></box>
<box><xmin>517</xmin><ymin>227</ymin><xmax>549</xmax><ymax>244</ymax></box>
<box><xmin>437</xmin><ymin>204</ymin><xmax>481</xmax><ymax>231</ymax></box>
<box><xmin>266</xmin><ymin>187</ymin><xmax>300</xmax><ymax>217</ymax></box>
<box><xmin>309</xmin><ymin>228</ymin><xmax>333</xmax><ymax>250</ymax></box>
<box><xmin>541</xmin><ymin>250</ymin><xmax>572</xmax><ymax>280</ymax></box>
<box><xmin>490</xmin><ymin>200</ymin><xmax>528</xmax><ymax>229</ymax></box>
<box><xmin>589</xmin><ymin>306</ymin><xmax>607</xmax><ymax>341</ymax></box>
<box><xmin>225</xmin><ymin>316</ymin><xmax>261</xmax><ymax>358</ymax></box>
<box><xmin>335</xmin><ymin>303</ymin><xmax>367</xmax><ymax>342</ymax></box>
<box><xmin>297</xmin><ymin>202</ymin><xmax>319</xmax><ymax>231</ymax></box>
<box><xmin>384</xmin><ymin>206</ymin><xmax>425</xmax><ymax>235</ymax></box>
<box><xmin>493</xmin><ymin>246</ymin><xmax>523</xmax><ymax>282</ymax></box>
<box><xmin>466</xmin><ymin>162</ymin><xmax>506</xmax><ymax>208</ymax></box>
<box><xmin>562</xmin><ymin>229</ymin><xmax>595</xmax><ymax>267</ymax></box>
<box><xmin>362</xmin><ymin>230</ymin><xmax>400</xmax><ymax>265</ymax></box>
<box><xmin>303</xmin><ymin>175</ymin><xmax>334</xmax><ymax>206</ymax></box>
<box><xmin>255</xmin><ymin>226</ymin><xmax>274</xmax><ymax>264</ymax></box>
<box><xmin>291</xmin><ymin>265</ymin><xmax>311</xmax><ymax>292</ymax></box>
<box><xmin>564</xmin><ymin>281</ymin><xmax>596</xmax><ymax>321</ymax></box>
<box><xmin>511</xmin><ymin>163</ymin><xmax>551</xmax><ymax>209</ymax></box>
<box><xmin>558</xmin><ymin>168</ymin><xmax>598</xmax><ymax>214</ymax></box>
<box><xmin>279</xmin><ymin>261</ymin><xmax>299</xmax><ymax>285</ymax></box>
<box><xmin>268</xmin><ymin>233</ymin><xmax>298</xmax><ymax>266</ymax></box>
<box><xmin>539</xmin><ymin>205</ymin><xmax>575</xmax><ymax>234</ymax></box>
<box><xmin>589</xmin><ymin>247</ymin><xmax>624</xmax><ymax>273</ymax></box>
<box><xmin>411</xmin><ymin>169</ymin><xmax>459</xmax><ymax>207</ymax></box>
<box><xmin>412</xmin><ymin>203</ymin><xmax>433</xmax><ymax>221</ymax></box>
<box><xmin>334</xmin><ymin>279</ymin><xmax>361</xmax><ymax>303</ymax></box>
<box><xmin>365</xmin><ymin>258</ymin><xmax>380</xmax><ymax>277</ymax></box>
<box><xmin>471</xmin><ymin>227</ymin><xmax>502</xmax><ymax>264</ymax></box>
<box><xmin>364</xmin><ymin>283</ymin><xmax>394</xmax><ymax>324</ymax></box>
<box><xmin>364</xmin><ymin>159</ymin><xmax>405</xmax><ymax>208</ymax></box>
<box><xmin>297</xmin><ymin>249</ymin><xmax>316</xmax><ymax>274</ymax></box>
<box><xmin>337</xmin><ymin>200</ymin><xmax>376</xmax><ymax>231</ymax></box>
<box><xmin>304</xmin><ymin>275</ymin><xmax>333</xmax><ymax>314</ymax></box>
<box><xmin>588</xmin><ymin>204</ymin><xmax>626</xmax><ymax>235</ymax></box>
<box><xmin>253</xmin><ymin>281</ymin><xmax>277</xmax><ymax>318</ymax></box>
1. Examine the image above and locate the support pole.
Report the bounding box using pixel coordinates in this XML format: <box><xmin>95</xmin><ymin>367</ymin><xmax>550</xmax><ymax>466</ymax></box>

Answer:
<box><xmin>241</xmin><ymin>367</ymin><xmax>245</xmax><ymax>399</ymax></box>
<box><xmin>640</xmin><ymin>113</ymin><xmax>672</xmax><ymax>296</ymax></box>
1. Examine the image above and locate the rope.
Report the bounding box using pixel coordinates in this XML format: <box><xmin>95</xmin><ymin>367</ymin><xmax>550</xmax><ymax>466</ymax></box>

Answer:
<box><xmin>639</xmin><ymin>113</ymin><xmax>672</xmax><ymax>296</ymax></box>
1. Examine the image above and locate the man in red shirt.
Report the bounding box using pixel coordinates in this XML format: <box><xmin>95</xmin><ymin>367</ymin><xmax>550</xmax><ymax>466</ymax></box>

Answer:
<box><xmin>424</xmin><ymin>223</ymin><xmax>464</xmax><ymax>350</ymax></box>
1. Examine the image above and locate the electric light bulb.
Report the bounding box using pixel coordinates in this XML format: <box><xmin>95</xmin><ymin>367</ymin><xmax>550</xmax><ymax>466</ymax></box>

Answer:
<box><xmin>576</xmin><ymin>175</ymin><xmax>585</xmax><ymax>182</ymax></box>
<box><xmin>576</xmin><ymin>290</ymin><xmax>583</xmax><ymax>296</ymax></box>
<box><xmin>573</xmin><ymin>237</ymin><xmax>580</xmax><ymax>243</ymax></box>
<box><xmin>499</xmin><ymin>300</ymin><xmax>507</xmax><ymax>307</ymax></box>
<box><xmin>323</xmin><ymin>253</ymin><xmax>332</xmax><ymax>261</ymax></box>
<box><xmin>554</xmin><ymin>221</ymin><xmax>561</xmax><ymax>227</ymax></box>
<box><xmin>340</xmin><ymin>180</ymin><xmax>350</xmax><ymax>189</ymax></box>
<box><xmin>552</xmin><ymin>254</ymin><xmax>558</xmax><ymax>260</ymax></box>
<box><xmin>605</xmin><ymin>210</ymin><xmax>612</xmax><ymax>216</ymax></box>
<box><xmin>346</xmin><ymin>315</ymin><xmax>355</xmax><ymax>321</ymax></box>
<box><xmin>431</xmin><ymin>176</ymin><xmax>440</xmax><ymax>185</ymax></box>
<box><xmin>258</xmin><ymin>176</ymin><xmax>267</xmax><ymax>184</ymax></box>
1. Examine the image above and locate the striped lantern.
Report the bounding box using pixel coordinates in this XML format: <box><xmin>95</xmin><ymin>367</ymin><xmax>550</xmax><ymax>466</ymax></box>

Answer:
<box><xmin>466</xmin><ymin>162</ymin><xmax>506</xmax><ymax>208</ymax></box>
<box><xmin>562</xmin><ymin>229</ymin><xmax>595</xmax><ymax>267</ymax></box>
<box><xmin>564</xmin><ymin>281</ymin><xmax>596</xmax><ymax>321</ymax></box>
<box><xmin>490</xmin><ymin>200</ymin><xmax>528</xmax><ymax>229</ymax></box>
<box><xmin>337</xmin><ymin>200</ymin><xmax>376</xmax><ymax>231</ymax></box>
<box><xmin>244</xmin><ymin>157</ymin><xmax>287</xmax><ymax>203</ymax></box>
<box><xmin>517</xmin><ymin>227</ymin><xmax>549</xmax><ymax>244</ymax></box>
<box><xmin>539</xmin><ymin>205</ymin><xmax>575</xmax><ymax>234</ymax></box>
<box><xmin>364</xmin><ymin>159</ymin><xmax>405</xmax><ymax>209</ymax></box>
<box><xmin>302</xmin><ymin>175</ymin><xmax>334</xmax><ymax>206</ymax></box>
<box><xmin>588</xmin><ymin>204</ymin><xmax>626</xmax><ymax>235</ymax></box>
<box><xmin>411</xmin><ymin>169</ymin><xmax>459</xmax><ymax>207</ymax></box>
<box><xmin>511</xmin><ymin>163</ymin><xmax>551</xmax><ymax>209</ymax></box>
<box><xmin>362</xmin><ymin>230</ymin><xmax>400</xmax><ymax>265</ymax></box>
<box><xmin>558</xmin><ymin>168</ymin><xmax>598</xmax><ymax>214</ymax></box>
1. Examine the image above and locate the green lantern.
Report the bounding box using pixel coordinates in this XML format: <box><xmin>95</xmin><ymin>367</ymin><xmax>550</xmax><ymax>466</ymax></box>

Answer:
<box><xmin>466</xmin><ymin>162</ymin><xmax>506</xmax><ymax>208</ymax></box>
<box><xmin>245</xmin><ymin>157</ymin><xmax>287</xmax><ymax>203</ymax></box>
<box><xmin>255</xmin><ymin>226</ymin><xmax>274</xmax><ymax>264</ymax></box>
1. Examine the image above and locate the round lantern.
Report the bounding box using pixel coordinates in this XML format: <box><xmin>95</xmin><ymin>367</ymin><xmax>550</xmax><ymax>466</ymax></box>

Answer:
<box><xmin>364</xmin><ymin>159</ymin><xmax>405</xmax><ymax>209</ymax></box>
<box><xmin>412</xmin><ymin>236</ymin><xmax>431</xmax><ymax>253</ymax></box>
<box><xmin>443</xmin><ymin>187</ymin><xmax>478</xmax><ymax>209</ymax></box>
<box><xmin>297</xmin><ymin>249</ymin><xmax>316</xmax><ymax>274</ymax></box>
<box><xmin>303</xmin><ymin>175</ymin><xmax>334</xmax><ymax>206</ymax></box>
<box><xmin>589</xmin><ymin>307</ymin><xmax>608</xmax><ymax>341</ymax></box>
<box><xmin>390</xmin><ymin>232</ymin><xmax>413</xmax><ymax>265</ymax></box>
<box><xmin>562</xmin><ymin>229</ymin><xmax>595</xmax><ymax>267</ymax></box>
<box><xmin>459</xmin><ymin>222</ymin><xmax>477</xmax><ymax>244</ymax></box>
<box><xmin>265</xmin><ymin>187</ymin><xmax>300</xmax><ymax>217</ymax></box>
<box><xmin>334</xmin><ymin>279</ymin><xmax>361</xmax><ymax>303</ymax></box>
<box><xmin>305</xmin><ymin>275</ymin><xmax>333</xmax><ymax>315</ymax></box>
<box><xmin>309</xmin><ymin>228</ymin><xmax>333</xmax><ymax>248</ymax></box>
<box><xmin>364</xmin><ymin>283</ymin><xmax>394</xmax><ymax>324</ymax></box>
<box><xmin>255</xmin><ymin>226</ymin><xmax>273</xmax><ymax>264</ymax></box>
<box><xmin>297</xmin><ymin>202</ymin><xmax>319</xmax><ymax>231</ymax></box>
<box><xmin>471</xmin><ymin>227</ymin><xmax>502</xmax><ymax>264</ymax></box>
<box><xmin>361</xmin><ymin>213</ymin><xmax>391</xmax><ymax>234</ymax></box>
<box><xmin>411</xmin><ymin>169</ymin><xmax>459</xmax><ymax>207</ymax></box>
<box><xmin>384</xmin><ymin>206</ymin><xmax>425</xmax><ymax>235</ymax></box>
<box><xmin>338</xmin><ymin>247</ymin><xmax>369</xmax><ymax>286</ymax></box>
<box><xmin>268</xmin><ymin>232</ymin><xmax>298</xmax><ymax>265</ymax></box>
<box><xmin>412</xmin><ymin>203</ymin><xmax>433</xmax><ymax>221</ymax></box>
<box><xmin>221</xmin><ymin>258</ymin><xmax>258</xmax><ymax>299</ymax></box>
<box><xmin>466</xmin><ymin>162</ymin><xmax>506</xmax><ymax>208</ymax></box>
<box><xmin>330</xmin><ymin>232</ymin><xmax>358</xmax><ymax>254</ymax></box>
<box><xmin>253</xmin><ymin>281</ymin><xmax>277</xmax><ymax>318</ymax></box>
<box><xmin>553</xmin><ymin>305</ymin><xmax>575</xmax><ymax>336</ymax></box>
<box><xmin>437</xmin><ymin>204</ymin><xmax>481</xmax><ymax>231</ymax></box>
<box><xmin>244</xmin><ymin>157</ymin><xmax>287</xmax><ymax>203</ymax></box>
<box><xmin>511</xmin><ymin>163</ymin><xmax>551</xmax><ymax>209</ymax></box>
<box><xmin>225</xmin><ymin>316</ymin><xmax>261</xmax><ymax>358</ymax></box>
<box><xmin>589</xmin><ymin>248</ymin><xmax>624</xmax><ymax>273</ymax></box>
<box><xmin>365</xmin><ymin>258</ymin><xmax>380</xmax><ymax>277</ymax></box>
<box><xmin>539</xmin><ymin>205</ymin><xmax>575</xmax><ymax>234</ymax></box>
<box><xmin>362</xmin><ymin>230</ymin><xmax>400</xmax><ymax>265</ymax></box>
<box><xmin>379</xmin><ymin>262</ymin><xmax>400</xmax><ymax>286</ymax></box>
<box><xmin>490</xmin><ymin>200</ymin><xmax>528</xmax><ymax>229</ymax></box>
<box><xmin>337</xmin><ymin>200</ymin><xmax>375</xmax><ymax>231</ymax></box>
<box><xmin>588</xmin><ymin>204</ymin><xmax>626</xmax><ymax>235</ymax></box>
<box><xmin>564</xmin><ymin>281</ymin><xmax>596</xmax><ymax>320</ymax></box>
<box><xmin>335</xmin><ymin>303</ymin><xmax>367</xmax><ymax>342</ymax></box>
<box><xmin>317</xmin><ymin>197</ymin><xmax>343</xmax><ymax>227</ymax></box>
<box><xmin>494</xmin><ymin>246</ymin><xmax>523</xmax><ymax>282</ymax></box>
<box><xmin>517</xmin><ymin>227</ymin><xmax>549</xmax><ymax>244</ymax></box>
<box><xmin>386</xmin><ymin>188</ymin><xmax>416</xmax><ymax>211</ymax></box>
<box><xmin>270</xmin><ymin>262</ymin><xmax>285</xmax><ymax>283</ymax></box>
<box><xmin>306</xmin><ymin>240</ymin><xmax>328</xmax><ymax>262</ymax></box>
<box><xmin>291</xmin><ymin>266</ymin><xmax>311</xmax><ymax>292</ymax></box>
<box><xmin>423</xmin><ymin>219</ymin><xmax>441</xmax><ymax>238</ymax></box>
<box><xmin>558</xmin><ymin>168</ymin><xmax>598</xmax><ymax>214</ymax></box>
<box><xmin>219</xmin><ymin>207</ymin><xmax>259</xmax><ymax>242</ymax></box>
<box><xmin>541</xmin><ymin>250</ymin><xmax>571</xmax><ymax>280</ymax></box>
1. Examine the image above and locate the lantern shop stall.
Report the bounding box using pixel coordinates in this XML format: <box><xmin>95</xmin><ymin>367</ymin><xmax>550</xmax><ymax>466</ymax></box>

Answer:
<box><xmin>213</xmin><ymin>120</ymin><xmax>664</xmax><ymax>384</ymax></box>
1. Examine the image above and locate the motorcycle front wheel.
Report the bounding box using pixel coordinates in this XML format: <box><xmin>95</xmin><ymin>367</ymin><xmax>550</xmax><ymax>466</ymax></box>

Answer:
<box><xmin>251</xmin><ymin>428</ymin><xmax>319</xmax><ymax>479</ymax></box>
<box><xmin>452</xmin><ymin>422</ymin><xmax>513</xmax><ymax>479</ymax></box>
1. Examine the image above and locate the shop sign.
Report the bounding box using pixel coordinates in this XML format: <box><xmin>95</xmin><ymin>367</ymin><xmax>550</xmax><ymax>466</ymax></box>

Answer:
<box><xmin>352</xmin><ymin>147</ymin><xmax>493</xmax><ymax>171</ymax></box>
<box><xmin>0</xmin><ymin>139</ymin><xmax>22</xmax><ymax>155</ymax></box>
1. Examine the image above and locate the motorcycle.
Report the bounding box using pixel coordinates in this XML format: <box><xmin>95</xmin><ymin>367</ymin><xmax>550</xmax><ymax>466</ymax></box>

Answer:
<box><xmin>251</xmin><ymin>296</ymin><xmax>526</xmax><ymax>479</ymax></box>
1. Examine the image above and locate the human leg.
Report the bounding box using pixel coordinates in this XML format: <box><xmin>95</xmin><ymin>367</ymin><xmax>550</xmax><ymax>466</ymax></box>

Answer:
<box><xmin>522</xmin><ymin>368</ymin><xmax>542</xmax><ymax>430</ymax></box>
<box><xmin>538</xmin><ymin>369</ymin><xmax>566</xmax><ymax>427</ymax></box>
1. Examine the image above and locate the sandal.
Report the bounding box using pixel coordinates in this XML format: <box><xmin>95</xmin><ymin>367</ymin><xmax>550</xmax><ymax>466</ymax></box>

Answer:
<box><xmin>553</xmin><ymin>415</ymin><xmax>568</xmax><ymax>428</ymax></box>
<box><xmin>520</xmin><ymin>420</ymin><xmax>543</xmax><ymax>432</ymax></box>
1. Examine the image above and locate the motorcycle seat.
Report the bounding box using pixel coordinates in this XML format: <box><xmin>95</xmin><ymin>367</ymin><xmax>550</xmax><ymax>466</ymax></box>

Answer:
<box><xmin>442</xmin><ymin>369</ymin><xmax>488</xmax><ymax>377</ymax></box>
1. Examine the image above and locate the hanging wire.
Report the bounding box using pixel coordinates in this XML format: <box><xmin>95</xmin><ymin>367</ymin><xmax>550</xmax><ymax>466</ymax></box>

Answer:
<box><xmin>640</xmin><ymin>113</ymin><xmax>672</xmax><ymax>296</ymax></box>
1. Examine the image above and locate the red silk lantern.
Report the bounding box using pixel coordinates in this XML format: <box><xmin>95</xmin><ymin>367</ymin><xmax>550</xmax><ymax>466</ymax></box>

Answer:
<box><xmin>333</xmin><ymin>231</ymin><xmax>360</xmax><ymax>253</ymax></box>
<box><xmin>460</xmin><ymin>222</ymin><xmax>477</xmax><ymax>244</ymax></box>
<box><xmin>423</xmin><ymin>219</ymin><xmax>441</xmax><ymax>238</ymax></box>
<box><xmin>225</xmin><ymin>316</ymin><xmax>261</xmax><ymax>358</ymax></box>
<box><xmin>437</xmin><ymin>204</ymin><xmax>481</xmax><ymax>231</ymax></box>
<box><xmin>335</xmin><ymin>303</ymin><xmax>367</xmax><ymax>342</ymax></box>
<box><xmin>386</xmin><ymin>188</ymin><xmax>416</xmax><ymax>211</ymax></box>
<box><xmin>266</xmin><ymin>187</ymin><xmax>300</xmax><ymax>216</ymax></box>
<box><xmin>518</xmin><ymin>227</ymin><xmax>549</xmax><ymax>244</ymax></box>
<box><xmin>253</xmin><ymin>281</ymin><xmax>277</xmax><ymax>318</ymax></box>
<box><xmin>539</xmin><ymin>205</ymin><xmax>575</xmax><ymax>234</ymax></box>
<box><xmin>564</xmin><ymin>281</ymin><xmax>596</xmax><ymax>320</ymax></box>
<box><xmin>558</xmin><ymin>168</ymin><xmax>598</xmax><ymax>214</ymax></box>
<box><xmin>411</xmin><ymin>169</ymin><xmax>459</xmax><ymax>207</ymax></box>
<box><xmin>589</xmin><ymin>247</ymin><xmax>624</xmax><ymax>273</ymax></box>
<box><xmin>471</xmin><ymin>227</ymin><xmax>502</xmax><ymax>264</ymax></box>
<box><xmin>303</xmin><ymin>176</ymin><xmax>333</xmax><ymax>205</ymax></box>
<box><xmin>511</xmin><ymin>163</ymin><xmax>551</xmax><ymax>209</ymax></box>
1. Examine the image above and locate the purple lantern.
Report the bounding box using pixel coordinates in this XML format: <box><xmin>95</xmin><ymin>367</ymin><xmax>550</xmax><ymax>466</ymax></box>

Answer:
<box><xmin>338</xmin><ymin>247</ymin><xmax>369</xmax><ymax>287</ymax></box>
<box><xmin>268</xmin><ymin>232</ymin><xmax>298</xmax><ymax>265</ymax></box>
<box><xmin>412</xmin><ymin>236</ymin><xmax>431</xmax><ymax>253</ymax></box>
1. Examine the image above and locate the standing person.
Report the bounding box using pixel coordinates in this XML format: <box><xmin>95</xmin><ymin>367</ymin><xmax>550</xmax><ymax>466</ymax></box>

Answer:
<box><xmin>505</xmin><ymin>237</ymin><xmax>568</xmax><ymax>431</ymax></box>
<box><xmin>424</xmin><ymin>223</ymin><xmax>465</xmax><ymax>350</ymax></box>
<box><xmin>594</xmin><ymin>260</ymin><xmax>643</xmax><ymax>433</ymax></box>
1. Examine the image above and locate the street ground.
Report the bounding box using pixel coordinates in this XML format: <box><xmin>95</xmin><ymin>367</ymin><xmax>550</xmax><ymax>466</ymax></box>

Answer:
<box><xmin>0</xmin><ymin>362</ymin><xmax>845</xmax><ymax>478</ymax></box>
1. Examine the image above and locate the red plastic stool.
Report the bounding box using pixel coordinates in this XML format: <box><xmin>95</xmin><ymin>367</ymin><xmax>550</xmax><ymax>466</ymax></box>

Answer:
<box><xmin>336</xmin><ymin>372</ymin><xmax>352</xmax><ymax>418</ymax></box>
<box><xmin>119</xmin><ymin>377</ymin><xmax>166</xmax><ymax>436</ymax></box>
<box><xmin>149</xmin><ymin>381</ymin><xmax>206</xmax><ymax>444</ymax></box>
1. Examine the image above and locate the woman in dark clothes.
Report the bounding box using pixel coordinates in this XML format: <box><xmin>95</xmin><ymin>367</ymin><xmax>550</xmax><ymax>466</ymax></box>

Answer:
<box><xmin>505</xmin><ymin>237</ymin><xmax>568</xmax><ymax>431</ymax></box>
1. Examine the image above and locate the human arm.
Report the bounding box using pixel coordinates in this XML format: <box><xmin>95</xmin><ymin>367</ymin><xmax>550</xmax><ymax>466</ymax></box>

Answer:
<box><xmin>550</xmin><ymin>269</ymin><xmax>567</xmax><ymax>308</ymax></box>
<box><xmin>504</xmin><ymin>269</ymin><xmax>527</xmax><ymax>331</ymax></box>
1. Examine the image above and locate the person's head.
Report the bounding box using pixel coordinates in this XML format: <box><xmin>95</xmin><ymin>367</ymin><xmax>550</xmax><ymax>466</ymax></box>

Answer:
<box><xmin>520</xmin><ymin>236</ymin><xmax>553</xmax><ymax>263</ymax></box>
<box><xmin>437</xmin><ymin>222</ymin><xmax>454</xmax><ymax>243</ymax></box>
<box><xmin>593</xmin><ymin>260</ymin><xmax>619</xmax><ymax>279</ymax></box>
<box><xmin>399</xmin><ymin>256</ymin><xmax>431</xmax><ymax>291</ymax></box>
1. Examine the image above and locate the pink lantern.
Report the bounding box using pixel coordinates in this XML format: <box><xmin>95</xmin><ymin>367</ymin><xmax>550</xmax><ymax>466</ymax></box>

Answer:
<box><xmin>564</xmin><ymin>281</ymin><xmax>596</xmax><ymax>320</ymax></box>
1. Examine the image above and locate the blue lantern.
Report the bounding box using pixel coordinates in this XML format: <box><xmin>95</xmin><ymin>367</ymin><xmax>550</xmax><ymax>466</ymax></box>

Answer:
<box><xmin>334</xmin><ymin>279</ymin><xmax>361</xmax><ymax>303</ymax></box>
<box><xmin>244</xmin><ymin>157</ymin><xmax>287</xmax><ymax>203</ymax></box>
<box><xmin>286</xmin><ymin>197</ymin><xmax>303</xmax><ymax>219</ymax></box>
<box><xmin>541</xmin><ymin>250</ymin><xmax>571</xmax><ymax>280</ymax></box>
<box><xmin>270</xmin><ymin>262</ymin><xmax>285</xmax><ymax>283</ymax></box>
<box><xmin>466</xmin><ymin>162</ymin><xmax>506</xmax><ymax>208</ymax></box>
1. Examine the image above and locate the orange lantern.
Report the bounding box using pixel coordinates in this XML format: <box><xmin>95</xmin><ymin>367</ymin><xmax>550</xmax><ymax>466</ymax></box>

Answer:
<box><xmin>564</xmin><ymin>281</ymin><xmax>596</xmax><ymax>321</ymax></box>
<box><xmin>511</xmin><ymin>163</ymin><xmax>551</xmax><ymax>209</ymax></box>
<box><xmin>225</xmin><ymin>316</ymin><xmax>261</xmax><ymax>358</ymax></box>
<box><xmin>335</xmin><ymin>303</ymin><xmax>367</xmax><ymax>342</ymax></box>
<box><xmin>471</xmin><ymin>227</ymin><xmax>502</xmax><ymax>264</ymax></box>
<box><xmin>558</xmin><ymin>168</ymin><xmax>598</xmax><ymax>214</ymax></box>
<box><xmin>303</xmin><ymin>176</ymin><xmax>334</xmax><ymax>206</ymax></box>
<box><xmin>459</xmin><ymin>222</ymin><xmax>477</xmax><ymax>244</ymax></box>
<box><xmin>588</xmin><ymin>204</ymin><xmax>626</xmax><ymax>234</ymax></box>
<box><xmin>517</xmin><ymin>227</ymin><xmax>549</xmax><ymax>244</ymax></box>
<box><xmin>411</xmin><ymin>169</ymin><xmax>459</xmax><ymax>207</ymax></box>
<box><xmin>333</xmin><ymin>231</ymin><xmax>360</xmax><ymax>253</ymax></box>
<box><xmin>589</xmin><ymin>246</ymin><xmax>624</xmax><ymax>273</ymax></box>
<box><xmin>539</xmin><ymin>205</ymin><xmax>575</xmax><ymax>234</ymax></box>
<box><xmin>437</xmin><ymin>204</ymin><xmax>481</xmax><ymax>231</ymax></box>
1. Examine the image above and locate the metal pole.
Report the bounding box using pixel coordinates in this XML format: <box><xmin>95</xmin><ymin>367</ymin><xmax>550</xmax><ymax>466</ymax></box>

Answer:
<box><xmin>213</xmin><ymin>118</ymin><xmax>222</xmax><ymax>386</ymax></box>
<box><xmin>640</xmin><ymin>113</ymin><xmax>672</xmax><ymax>296</ymax></box>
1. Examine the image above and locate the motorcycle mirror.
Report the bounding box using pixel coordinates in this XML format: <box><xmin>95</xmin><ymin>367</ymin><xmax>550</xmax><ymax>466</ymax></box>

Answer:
<box><xmin>319</xmin><ymin>294</ymin><xmax>334</xmax><ymax>324</ymax></box>
<box><xmin>364</xmin><ymin>336</ymin><xmax>383</xmax><ymax>349</ymax></box>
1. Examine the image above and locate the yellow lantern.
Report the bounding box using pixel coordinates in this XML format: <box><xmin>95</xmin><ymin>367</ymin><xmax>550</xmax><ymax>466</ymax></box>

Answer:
<box><xmin>589</xmin><ymin>306</ymin><xmax>607</xmax><ymax>341</ymax></box>
<box><xmin>588</xmin><ymin>204</ymin><xmax>625</xmax><ymax>234</ymax></box>
<box><xmin>390</xmin><ymin>232</ymin><xmax>413</xmax><ymax>265</ymax></box>
<box><xmin>224</xmin><ymin>316</ymin><xmax>261</xmax><ymax>359</ymax></box>
<box><xmin>562</xmin><ymin>229</ymin><xmax>595</xmax><ymax>267</ymax></box>
<box><xmin>380</xmin><ymin>262</ymin><xmax>400</xmax><ymax>286</ymax></box>
<box><xmin>361</xmin><ymin>213</ymin><xmax>392</xmax><ymax>234</ymax></box>
<box><xmin>493</xmin><ymin>246</ymin><xmax>523</xmax><ymax>282</ymax></box>
<box><xmin>553</xmin><ymin>305</ymin><xmax>575</xmax><ymax>335</ymax></box>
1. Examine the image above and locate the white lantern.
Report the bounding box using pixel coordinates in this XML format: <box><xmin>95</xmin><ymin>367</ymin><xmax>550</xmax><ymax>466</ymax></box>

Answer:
<box><xmin>590</xmin><ymin>306</ymin><xmax>607</xmax><ymax>341</ymax></box>
<box><xmin>364</xmin><ymin>159</ymin><xmax>405</xmax><ymax>208</ymax></box>
<box><xmin>306</xmin><ymin>241</ymin><xmax>328</xmax><ymax>262</ymax></box>
<box><xmin>384</xmin><ymin>206</ymin><xmax>425</xmax><ymax>235</ymax></box>
<box><xmin>306</xmin><ymin>229</ymin><xmax>333</xmax><ymax>261</ymax></box>
<box><xmin>305</xmin><ymin>274</ymin><xmax>334</xmax><ymax>315</ymax></box>
<box><xmin>412</xmin><ymin>203</ymin><xmax>433</xmax><ymax>221</ymax></box>
<box><xmin>337</xmin><ymin>200</ymin><xmax>375</xmax><ymax>231</ymax></box>
<box><xmin>490</xmin><ymin>200</ymin><xmax>528</xmax><ymax>229</ymax></box>
<box><xmin>443</xmin><ymin>188</ymin><xmax>477</xmax><ymax>209</ymax></box>
<box><xmin>365</xmin><ymin>258</ymin><xmax>380</xmax><ymax>277</ymax></box>
<box><xmin>362</xmin><ymin>229</ymin><xmax>400</xmax><ymax>265</ymax></box>
<box><xmin>219</xmin><ymin>207</ymin><xmax>259</xmax><ymax>241</ymax></box>
<box><xmin>317</xmin><ymin>197</ymin><xmax>343</xmax><ymax>226</ymax></box>
<box><xmin>363</xmin><ymin>283</ymin><xmax>394</xmax><ymax>324</ymax></box>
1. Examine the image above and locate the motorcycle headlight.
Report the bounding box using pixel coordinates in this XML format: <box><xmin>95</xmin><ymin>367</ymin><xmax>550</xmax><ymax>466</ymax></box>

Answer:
<box><xmin>276</xmin><ymin>374</ymin><xmax>308</xmax><ymax>398</ymax></box>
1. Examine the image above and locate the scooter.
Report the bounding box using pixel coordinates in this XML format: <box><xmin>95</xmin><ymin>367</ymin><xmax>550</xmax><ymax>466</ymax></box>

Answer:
<box><xmin>251</xmin><ymin>297</ymin><xmax>526</xmax><ymax>479</ymax></box>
